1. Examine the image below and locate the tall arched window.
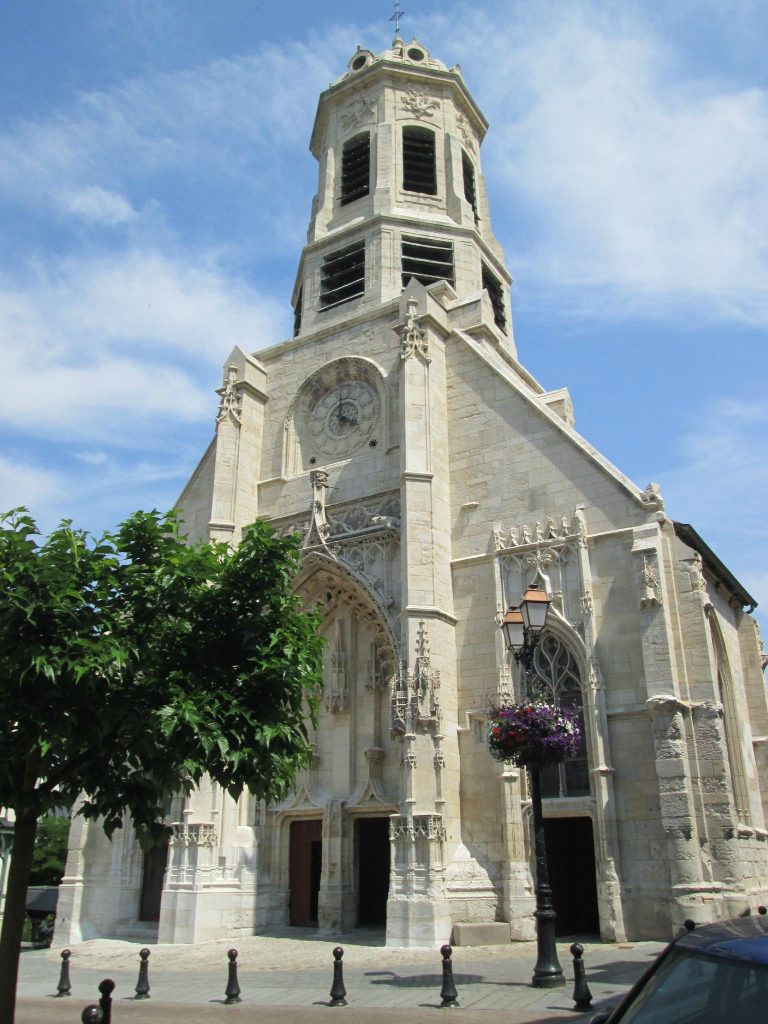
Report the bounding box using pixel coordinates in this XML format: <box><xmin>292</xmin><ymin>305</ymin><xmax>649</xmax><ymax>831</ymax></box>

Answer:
<box><xmin>708</xmin><ymin>613</ymin><xmax>751</xmax><ymax>824</ymax></box>
<box><xmin>529</xmin><ymin>634</ymin><xmax>589</xmax><ymax>798</ymax></box>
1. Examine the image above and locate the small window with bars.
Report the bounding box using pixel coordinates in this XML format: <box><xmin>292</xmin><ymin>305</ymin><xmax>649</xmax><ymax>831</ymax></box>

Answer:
<box><xmin>481</xmin><ymin>263</ymin><xmax>506</xmax><ymax>332</ymax></box>
<box><xmin>401</xmin><ymin>235</ymin><xmax>454</xmax><ymax>288</ymax></box>
<box><xmin>340</xmin><ymin>133</ymin><xmax>370</xmax><ymax>206</ymax></box>
<box><xmin>402</xmin><ymin>126</ymin><xmax>437</xmax><ymax>195</ymax></box>
<box><xmin>320</xmin><ymin>240</ymin><xmax>365</xmax><ymax>309</ymax></box>
<box><xmin>462</xmin><ymin>151</ymin><xmax>478</xmax><ymax>223</ymax></box>
<box><xmin>293</xmin><ymin>288</ymin><xmax>303</xmax><ymax>336</ymax></box>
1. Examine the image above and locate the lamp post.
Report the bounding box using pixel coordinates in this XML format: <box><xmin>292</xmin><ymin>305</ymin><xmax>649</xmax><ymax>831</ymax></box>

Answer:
<box><xmin>500</xmin><ymin>584</ymin><xmax>564</xmax><ymax>989</ymax></box>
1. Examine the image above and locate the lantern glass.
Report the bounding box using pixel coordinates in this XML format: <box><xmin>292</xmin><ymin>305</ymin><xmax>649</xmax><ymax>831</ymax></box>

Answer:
<box><xmin>520</xmin><ymin>584</ymin><xmax>551</xmax><ymax>633</ymax></box>
<box><xmin>501</xmin><ymin>606</ymin><xmax>525</xmax><ymax>650</ymax></box>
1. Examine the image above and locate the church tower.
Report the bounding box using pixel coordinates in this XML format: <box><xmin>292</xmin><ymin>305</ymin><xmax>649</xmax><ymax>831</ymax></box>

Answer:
<box><xmin>56</xmin><ymin>36</ymin><xmax>768</xmax><ymax>951</ymax></box>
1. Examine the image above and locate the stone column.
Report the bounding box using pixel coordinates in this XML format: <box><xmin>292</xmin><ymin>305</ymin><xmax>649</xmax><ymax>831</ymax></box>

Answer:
<box><xmin>208</xmin><ymin>348</ymin><xmax>268</xmax><ymax>544</ymax></box>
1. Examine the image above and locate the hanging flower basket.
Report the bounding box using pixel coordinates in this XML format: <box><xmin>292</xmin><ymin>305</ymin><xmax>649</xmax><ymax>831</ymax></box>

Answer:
<box><xmin>487</xmin><ymin>701</ymin><xmax>581</xmax><ymax>767</ymax></box>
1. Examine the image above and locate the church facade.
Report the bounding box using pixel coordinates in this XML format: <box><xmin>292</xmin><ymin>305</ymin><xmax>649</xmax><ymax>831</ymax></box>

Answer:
<box><xmin>57</xmin><ymin>37</ymin><xmax>768</xmax><ymax>949</ymax></box>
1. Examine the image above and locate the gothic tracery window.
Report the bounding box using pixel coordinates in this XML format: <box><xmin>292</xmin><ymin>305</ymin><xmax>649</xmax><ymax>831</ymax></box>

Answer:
<box><xmin>529</xmin><ymin>633</ymin><xmax>589</xmax><ymax>798</ymax></box>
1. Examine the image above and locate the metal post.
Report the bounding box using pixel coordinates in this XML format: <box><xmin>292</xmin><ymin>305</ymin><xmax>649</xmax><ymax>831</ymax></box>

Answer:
<box><xmin>98</xmin><ymin>979</ymin><xmax>115</xmax><ymax>1024</ymax></box>
<box><xmin>56</xmin><ymin>948</ymin><xmax>72</xmax><ymax>997</ymax></box>
<box><xmin>570</xmin><ymin>942</ymin><xmax>593</xmax><ymax>1010</ymax></box>
<box><xmin>134</xmin><ymin>947</ymin><xmax>150</xmax><ymax>1000</ymax></box>
<box><xmin>81</xmin><ymin>1008</ymin><xmax>103</xmax><ymax>1024</ymax></box>
<box><xmin>224</xmin><ymin>948</ymin><xmax>242</xmax><ymax>1004</ymax></box>
<box><xmin>439</xmin><ymin>944</ymin><xmax>460</xmax><ymax>1007</ymax></box>
<box><xmin>329</xmin><ymin>946</ymin><xmax>347</xmax><ymax>1006</ymax></box>
<box><xmin>530</xmin><ymin>766</ymin><xmax>564</xmax><ymax>988</ymax></box>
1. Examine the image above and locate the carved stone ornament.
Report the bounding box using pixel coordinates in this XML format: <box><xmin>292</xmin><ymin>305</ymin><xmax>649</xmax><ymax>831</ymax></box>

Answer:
<box><xmin>340</xmin><ymin>95</ymin><xmax>376</xmax><ymax>131</ymax></box>
<box><xmin>170</xmin><ymin>822</ymin><xmax>217</xmax><ymax>847</ymax></box>
<box><xmin>324</xmin><ymin>621</ymin><xmax>349</xmax><ymax>714</ymax></box>
<box><xmin>645</xmin><ymin>695</ymin><xmax>688</xmax><ymax>715</ymax></box>
<box><xmin>389</xmin><ymin>813</ymin><xmax>446</xmax><ymax>841</ymax></box>
<box><xmin>640</xmin><ymin>554</ymin><xmax>662</xmax><ymax>608</ymax></box>
<box><xmin>682</xmin><ymin>553</ymin><xmax>706</xmax><ymax>593</ymax></box>
<box><xmin>303</xmin><ymin>469</ymin><xmax>332</xmax><ymax>551</ymax></box>
<box><xmin>401</xmin><ymin>83</ymin><xmax>440</xmax><ymax>119</ymax></box>
<box><xmin>494</xmin><ymin>509</ymin><xmax>584</xmax><ymax>552</ymax></box>
<box><xmin>455</xmin><ymin>112</ymin><xmax>475</xmax><ymax>150</ymax></box>
<box><xmin>640</xmin><ymin>481</ymin><xmax>665</xmax><ymax>512</ymax></box>
<box><xmin>391</xmin><ymin>621</ymin><xmax>441</xmax><ymax>735</ymax></box>
<box><xmin>216</xmin><ymin>364</ymin><xmax>242</xmax><ymax>425</ymax></box>
<box><xmin>400</xmin><ymin>298</ymin><xmax>430</xmax><ymax>363</ymax></box>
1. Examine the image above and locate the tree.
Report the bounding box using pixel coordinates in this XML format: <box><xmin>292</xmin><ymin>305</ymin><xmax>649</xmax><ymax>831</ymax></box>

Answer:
<box><xmin>29</xmin><ymin>815</ymin><xmax>70</xmax><ymax>886</ymax></box>
<box><xmin>0</xmin><ymin>509</ymin><xmax>324</xmax><ymax>1022</ymax></box>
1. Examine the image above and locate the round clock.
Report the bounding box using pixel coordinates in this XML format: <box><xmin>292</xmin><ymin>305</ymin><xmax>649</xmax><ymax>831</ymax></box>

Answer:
<box><xmin>309</xmin><ymin>379</ymin><xmax>380</xmax><ymax>458</ymax></box>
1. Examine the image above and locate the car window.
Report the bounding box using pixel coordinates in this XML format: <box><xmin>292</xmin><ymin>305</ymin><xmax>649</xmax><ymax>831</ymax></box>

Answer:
<box><xmin>616</xmin><ymin>948</ymin><xmax>768</xmax><ymax>1024</ymax></box>
<box><xmin>615</xmin><ymin>949</ymin><xmax>717</xmax><ymax>1023</ymax></box>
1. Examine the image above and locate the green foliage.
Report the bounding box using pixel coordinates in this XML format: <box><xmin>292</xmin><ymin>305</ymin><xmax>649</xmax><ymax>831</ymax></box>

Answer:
<box><xmin>29</xmin><ymin>815</ymin><xmax>70</xmax><ymax>886</ymax></box>
<box><xmin>0</xmin><ymin>508</ymin><xmax>324</xmax><ymax>841</ymax></box>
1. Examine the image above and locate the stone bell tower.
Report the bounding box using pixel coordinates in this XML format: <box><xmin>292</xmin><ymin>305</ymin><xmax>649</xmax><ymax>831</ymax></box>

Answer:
<box><xmin>266</xmin><ymin>35</ymin><xmax>521</xmax><ymax>947</ymax></box>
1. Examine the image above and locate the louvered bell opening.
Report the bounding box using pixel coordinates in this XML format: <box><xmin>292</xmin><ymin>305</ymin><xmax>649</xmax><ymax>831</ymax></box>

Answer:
<box><xmin>401</xmin><ymin>236</ymin><xmax>454</xmax><ymax>288</ymax></box>
<box><xmin>462</xmin><ymin>151</ymin><xmax>478</xmax><ymax>223</ymax></box>
<box><xmin>402</xmin><ymin>126</ymin><xmax>437</xmax><ymax>195</ymax></box>
<box><xmin>320</xmin><ymin>241</ymin><xmax>365</xmax><ymax>309</ymax></box>
<box><xmin>293</xmin><ymin>288</ymin><xmax>303</xmax><ymax>336</ymax></box>
<box><xmin>481</xmin><ymin>264</ymin><xmax>506</xmax><ymax>332</ymax></box>
<box><xmin>340</xmin><ymin>133</ymin><xmax>370</xmax><ymax>206</ymax></box>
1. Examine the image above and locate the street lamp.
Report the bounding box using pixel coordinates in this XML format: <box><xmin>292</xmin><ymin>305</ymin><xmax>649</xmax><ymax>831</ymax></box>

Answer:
<box><xmin>500</xmin><ymin>583</ymin><xmax>564</xmax><ymax>989</ymax></box>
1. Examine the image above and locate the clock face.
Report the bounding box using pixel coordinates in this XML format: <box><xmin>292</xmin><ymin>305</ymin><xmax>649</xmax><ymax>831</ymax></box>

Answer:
<box><xmin>308</xmin><ymin>379</ymin><xmax>380</xmax><ymax>458</ymax></box>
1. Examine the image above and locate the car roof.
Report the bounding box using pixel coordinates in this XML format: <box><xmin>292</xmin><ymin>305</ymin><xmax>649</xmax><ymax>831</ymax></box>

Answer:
<box><xmin>677</xmin><ymin>915</ymin><xmax>768</xmax><ymax>964</ymax></box>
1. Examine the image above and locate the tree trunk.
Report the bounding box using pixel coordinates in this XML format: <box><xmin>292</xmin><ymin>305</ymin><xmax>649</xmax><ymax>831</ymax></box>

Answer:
<box><xmin>0</xmin><ymin>811</ymin><xmax>38</xmax><ymax>1024</ymax></box>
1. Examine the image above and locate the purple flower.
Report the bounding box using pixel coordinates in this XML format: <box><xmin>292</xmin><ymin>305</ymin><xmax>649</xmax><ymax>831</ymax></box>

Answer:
<box><xmin>487</xmin><ymin>700</ymin><xmax>582</xmax><ymax>767</ymax></box>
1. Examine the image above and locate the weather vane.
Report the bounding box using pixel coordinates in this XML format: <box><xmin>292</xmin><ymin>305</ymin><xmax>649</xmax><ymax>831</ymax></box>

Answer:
<box><xmin>389</xmin><ymin>0</ymin><xmax>406</xmax><ymax>38</ymax></box>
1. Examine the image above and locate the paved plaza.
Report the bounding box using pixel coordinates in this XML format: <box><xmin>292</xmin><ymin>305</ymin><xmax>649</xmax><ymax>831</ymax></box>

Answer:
<box><xmin>16</xmin><ymin>930</ymin><xmax>666</xmax><ymax>1024</ymax></box>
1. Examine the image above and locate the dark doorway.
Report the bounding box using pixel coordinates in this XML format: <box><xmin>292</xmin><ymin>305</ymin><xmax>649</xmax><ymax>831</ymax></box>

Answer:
<box><xmin>357</xmin><ymin>817</ymin><xmax>390</xmax><ymax>926</ymax></box>
<box><xmin>543</xmin><ymin>816</ymin><xmax>599</xmax><ymax>935</ymax></box>
<box><xmin>138</xmin><ymin>836</ymin><xmax>169</xmax><ymax>922</ymax></box>
<box><xmin>289</xmin><ymin>819</ymin><xmax>322</xmax><ymax>926</ymax></box>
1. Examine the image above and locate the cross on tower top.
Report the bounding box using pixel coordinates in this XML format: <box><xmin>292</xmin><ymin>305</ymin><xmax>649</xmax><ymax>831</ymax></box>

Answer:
<box><xmin>389</xmin><ymin>0</ymin><xmax>406</xmax><ymax>40</ymax></box>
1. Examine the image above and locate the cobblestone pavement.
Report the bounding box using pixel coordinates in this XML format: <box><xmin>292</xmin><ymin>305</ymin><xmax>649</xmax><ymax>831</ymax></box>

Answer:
<box><xmin>16</xmin><ymin>930</ymin><xmax>666</xmax><ymax>1024</ymax></box>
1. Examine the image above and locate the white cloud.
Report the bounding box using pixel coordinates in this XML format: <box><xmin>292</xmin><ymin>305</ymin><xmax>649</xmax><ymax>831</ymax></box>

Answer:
<box><xmin>0</xmin><ymin>250</ymin><xmax>287</xmax><ymax>444</ymax></box>
<box><xmin>63</xmin><ymin>186</ymin><xmax>137</xmax><ymax>225</ymax></box>
<box><xmin>427</xmin><ymin>6</ymin><xmax>768</xmax><ymax>324</ymax></box>
<box><xmin>0</xmin><ymin>455</ymin><xmax>62</xmax><ymax>513</ymax></box>
<box><xmin>653</xmin><ymin>394</ymin><xmax>768</xmax><ymax>624</ymax></box>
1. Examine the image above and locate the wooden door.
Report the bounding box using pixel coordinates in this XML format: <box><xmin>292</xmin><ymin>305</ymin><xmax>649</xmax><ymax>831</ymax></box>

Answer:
<box><xmin>138</xmin><ymin>836</ymin><xmax>169</xmax><ymax>922</ymax></box>
<box><xmin>289</xmin><ymin>819</ymin><xmax>322</xmax><ymax>926</ymax></box>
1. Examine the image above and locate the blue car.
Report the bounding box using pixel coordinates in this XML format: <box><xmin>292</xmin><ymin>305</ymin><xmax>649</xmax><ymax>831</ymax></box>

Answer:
<box><xmin>589</xmin><ymin>914</ymin><xmax>768</xmax><ymax>1023</ymax></box>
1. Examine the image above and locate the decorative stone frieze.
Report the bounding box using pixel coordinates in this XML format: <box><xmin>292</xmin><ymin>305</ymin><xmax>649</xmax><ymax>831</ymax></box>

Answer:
<box><xmin>340</xmin><ymin>95</ymin><xmax>376</xmax><ymax>131</ymax></box>
<box><xmin>400</xmin><ymin>83</ymin><xmax>440</xmax><ymax>119</ymax></box>
<box><xmin>389</xmin><ymin>813</ymin><xmax>446</xmax><ymax>841</ymax></box>
<box><xmin>170</xmin><ymin>822</ymin><xmax>217</xmax><ymax>847</ymax></box>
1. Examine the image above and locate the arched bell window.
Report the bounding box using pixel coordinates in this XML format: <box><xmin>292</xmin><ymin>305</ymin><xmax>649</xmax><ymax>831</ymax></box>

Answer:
<box><xmin>530</xmin><ymin>634</ymin><xmax>590</xmax><ymax>798</ymax></box>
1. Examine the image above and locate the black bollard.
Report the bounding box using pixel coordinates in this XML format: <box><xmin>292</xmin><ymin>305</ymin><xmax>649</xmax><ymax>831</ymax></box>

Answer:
<box><xmin>225</xmin><ymin>948</ymin><xmax>242</xmax><ymax>1005</ymax></box>
<box><xmin>439</xmin><ymin>944</ymin><xmax>459</xmax><ymax>1008</ymax></box>
<box><xmin>570</xmin><ymin>943</ymin><xmax>593</xmax><ymax>1011</ymax></box>
<box><xmin>56</xmin><ymin>948</ymin><xmax>72</xmax><ymax>997</ymax></box>
<box><xmin>134</xmin><ymin>946</ymin><xmax>151</xmax><ymax>999</ymax></box>
<box><xmin>81</xmin><ymin>1007</ymin><xmax>104</xmax><ymax>1024</ymax></box>
<box><xmin>683</xmin><ymin>919</ymin><xmax>696</xmax><ymax>932</ymax></box>
<box><xmin>329</xmin><ymin>946</ymin><xmax>347</xmax><ymax>1007</ymax></box>
<box><xmin>759</xmin><ymin>906</ymin><xmax>767</xmax><ymax>915</ymax></box>
<box><xmin>98</xmin><ymin>979</ymin><xmax>115</xmax><ymax>1024</ymax></box>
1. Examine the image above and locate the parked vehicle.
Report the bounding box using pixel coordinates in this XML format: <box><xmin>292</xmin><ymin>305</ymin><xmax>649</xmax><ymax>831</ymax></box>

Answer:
<box><xmin>589</xmin><ymin>913</ymin><xmax>768</xmax><ymax>1023</ymax></box>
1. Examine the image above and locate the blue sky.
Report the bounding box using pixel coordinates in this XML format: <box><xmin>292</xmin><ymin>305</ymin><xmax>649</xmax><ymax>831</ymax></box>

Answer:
<box><xmin>1</xmin><ymin>0</ymin><xmax>767</xmax><ymax>625</ymax></box>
